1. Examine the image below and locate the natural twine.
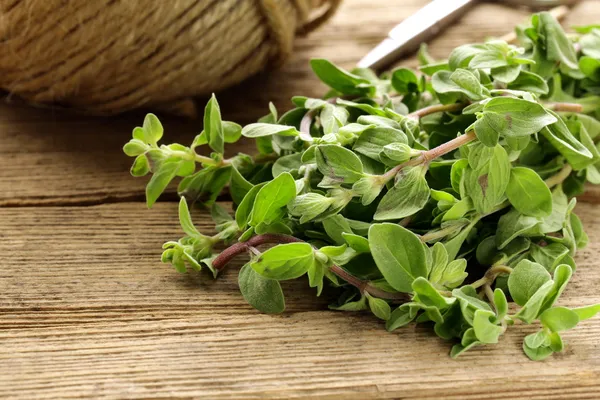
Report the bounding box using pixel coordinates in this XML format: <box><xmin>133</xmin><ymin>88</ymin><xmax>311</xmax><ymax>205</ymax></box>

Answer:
<box><xmin>0</xmin><ymin>0</ymin><xmax>342</xmax><ymax>116</ymax></box>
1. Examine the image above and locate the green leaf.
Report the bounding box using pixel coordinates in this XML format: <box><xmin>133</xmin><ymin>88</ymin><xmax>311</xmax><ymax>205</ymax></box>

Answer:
<box><xmin>452</xmin><ymin>286</ymin><xmax>493</xmax><ymax>325</ymax></box>
<box><xmin>465</xmin><ymin>144</ymin><xmax>510</xmax><ymax>214</ymax></box>
<box><xmin>386</xmin><ymin>304</ymin><xmax>415</xmax><ymax>331</ymax></box>
<box><xmin>130</xmin><ymin>154</ymin><xmax>151</xmax><ymax>177</ymax></box>
<box><xmin>272</xmin><ymin>153</ymin><xmax>303</xmax><ymax>177</ymax></box>
<box><xmin>507</xmin><ymin>70</ymin><xmax>549</xmax><ymax>95</ymax></box>
<box><xmin>514</xmin><ymin>280</ymin><xmax>554</xmax><ymax>323</ymax></box>
<box><xmin>203</xmin><ymin>94</ymin><xmax>224</xmax><ymax>154</ymax></box>
<box><xmin>242</xmin><ymin>123</ymin><xmax>299</xmax><ymax>138</ymax></box>
<box><xmin>250</xmin><ymin>172</ymin><xmax>296</xmax><ymax>227</ymax></box>
<box><xmin>428</xmin><ymin>243</ymin><xmax>468</xmax><ymax>290</ymax></box>
<box><xmin>541</xmin><ymin>112</ymin><xmax>594</xmax><ymax>171</ymax></box>
<box><xmin>369</xmin><ymin>223</ymin><xmax>428</xmax><ymax>293</ymax></box>
<box><xmin>473</xmin><ymin>97</ymin><xmax>557</xmax><ymax>146</ymax></box>
<box><xmin>342</xmin><ymin>232</ymin><xmax>370</xmax><ymax>253</ymax></box>
<box><xmin>539</xmin><ymin>307</ymin><xmax>579</xmax><ymax>332</ymax></box>
<box><xmin>508</xmin><ymin>259</ymin><xmax>551</xmax><ymax>306</ymax></box>
<box><xmin>288</xmin><ymin>193</ymin><xmax>334</xmax><ymax>224</ymax></box>
<box><xmin>235</xmin><ymin>183</ymin><xmax>264</xmax><ymax>229</ymax></box>
<box><xmin>251</xmin><ymin>243</ymin><xmax>314</xmax><ymax>280</ymax></box>
<box><xmin>145</xmin><ymin>158</ymin><xmax>181</xmax><ymax>207</ymax></box>
<box><xmin>366</xmin><ymin>292</ymin><xmax>391</xmax><ymax>320</ymax></box>
<box><xmin>352</xmin><ymin>175</ymin><xmax>385</xmax><ymax>206</ymax></box>
<box><xmin>178</xmin><ymin>198</ymin><xmax>201</xmax><ymax>238</ymax></box>
<box><xmin>412</xmin><ymin>277</ymin><xmax>455</xmax><ymax>310</ymax></box>
<box><xmin>230</xmin><ymin>166</ymin><xmax>253</xmax><ymax>205</ymax></box>
<box><xmin>506</xmin><ymin>167</ymin><xmax>552</xmax><ymax>218</ymax></box>
<box><xmin>310</xmin><ymin>59</ymin><xmax>374</xmax><ymax>96</ymax></box>
<box><xmin>494</xmin><ymin>288</ymin><xmax>508</xmax><ymax>320</ymax></box>
<box><xmin>391</xmin><ymin>68</ymin><xmax>421</xmax><ymax>94</ymax></box>
<box><xmin>330</xmin><ymin>295</ymin><xmax>367</xmax><ymax>311</ymax></box>
<box><xmin>320</xmin><ymin>104</ymin><xmax>349</xmax><ymax>134</ymax></box>
<box><xmin>530</xmin><ymin>243</ymin><xmax>569</xmax><ymax>274</ymax></box>
<box><xmin>473</xmin><ymin>309</ymin><xmax>503</xmax><ymax>344</ymax></box>
<box><xmin>178</xmin><ymin>165</ymin><xmax>232</xmax><ymax>205</ymax></box>
<box><xmin>491</xmin><ymin>65</ymin><xmax>521</xmax><ymax>83</ymax></box>
<box><xmin>223</xmin><ymin>121</ymin><xmax>243</xmax><ymax>143</ymax></box>
<box><xmin>428</xmin><ymin>242</ymin><xmax>448</xmax><ymax>280</ymax></box>
<box><xmin>450</xmin><ymin>328</ymin><xmax>482</xmax><ymax>358</ymax></box>
<box><xmin>533</xmin><ymin>12</ymin><xmax>580</xmax><ymax>76</ymax></box>
<box><xmin>316</xmin><ymin>145</ymin><xmax>364</xmax><ymax>187</ymax></box>
<box><xmin>580</xmin><ymin>56</ymin><xmax>600</xmax><ymax>80</ymax></box>
<box><xmin>307</xmin><ymin>259</ymin><xmax>326</xmax><ymax>296</ymax></box>
<box><xmin>353</xmin><ymin>127</ymin><xmax>408</xmax><ymax>162</ymax></box>
<box><xmin>432</xmin><ymin>69</ymin><xmax>487</xmax><ymax>100</ymax></box>
<box><xmin>523</xmin><ymin>332</ymin><xmax>554</xmax><ymax>361</ymax></box>
<box><xmin>336</xmin><ymin>100</ymin><xmax>386</xmax><ymax>117</ymax></box>
<box><xmin>323</xmin><ymin>215</ymin><xmax>353</xmax><ymax>245</ymax></box>
<box><xmin>239</xmin><ymin>263</ymin><xmax>285</xmax><ymax>313</ymax></box>
<box><xmin>142</xmin><ymin>113</ymin><xmax>163</xmax><ymax>145</ymax></box>
<box><xmin>374</xmin><ymin>166</ymin><xmax>430</xmax><ymax>220</ymax></box>
<box><xmin>442</xmin><ymin>219</ymin><xmax>478</xmax><ymax>261</ymax></box>
<box><xmin>496</xmin><ymin>209</ymin><xmax>541</xmax><ymax>249</ymax></box>
<box><xmin>123</xmin><ymin>139</ymin><xmax>149</xmax><ymax>157</ymax></box>
<box><xmin>539</xmin><ymin>185</ymin><xmax>569</xmax><ymax>233</ymax></box>
<box><xmin>539</xmin><ymin>264</ymin><xmax>572</xmax><ymax>313</ymax></box>
<box><xmin>549</xmin><ymin>331</ymin><xmax>564</xmax><ymax>352</ymax></box>
<box><xmin>572</xmin><ymin>304</ymin><xmax>600</xmax><ymax>321</ymax></box>
<box><xmin>451</xmin><ymin>158</ymin><xmax>468</xmax><ymax>193</ymax></box>
<box><xmin>580</xmin><ymin>29</ymin><xmax>600</xmax><ymax>58</ymax></box>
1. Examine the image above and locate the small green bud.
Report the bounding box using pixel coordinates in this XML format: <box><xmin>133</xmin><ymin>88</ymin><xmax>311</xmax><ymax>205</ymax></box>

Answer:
<box><xmin>382</xmin><ymin>143</ymin><xmax>421</xmax><ymax>163</ymax></box>
<box><xmin>314</xmin><ymin>250</ymin><xmax>329</xmax><ymax>265</ymax></box>
<box><xmin>352</xmin><ymin>175</ymin><xmax>384</xmax><ymax>206</ymax></box>
<box><xmin>130</xmin><ymin>154</ymin><xmax>150</xmax><ymax>176</ymax></box>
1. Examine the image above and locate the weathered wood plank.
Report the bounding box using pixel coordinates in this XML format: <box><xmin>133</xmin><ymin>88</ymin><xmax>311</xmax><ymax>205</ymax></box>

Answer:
<box><xmin>1</xmin><ymin>0</ymin><xmax>598</xmax><ymax>206</ymax></box>
<box><xmin>1</xmin><ymin>201</ymin><xmax>600</xmax><ymax>398</ymax></box>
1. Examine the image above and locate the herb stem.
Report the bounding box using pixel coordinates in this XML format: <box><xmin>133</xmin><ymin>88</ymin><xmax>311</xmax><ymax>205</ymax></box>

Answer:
<box><xmin>544</xmin><ymin>164</ymin><xmax>573</xmax><ymax>188</ymax></box>
<box><xmin>408</xmin><ymin>102</ymin><xmax>468</xmax><ymax>119</ymax></box>
<box><xmin>483</xmin><ymin>284</ymin><xmax>495</xmax><ymax>305</ymax></box>
<box><xmin>544</xmin><ymin>102</ymin><xmax>584</xmax><ymax>113</ymax></box>
<box><xmin>211</xmin><ymin>233</ymin><xmax>409</xmax><ymax>302</ymax></box>
<box><xmin>419</xmin><ymin>223</ymin><xmax>466</xmax><ymax>243</ymax></box>
<box><xmin>329</xmin><ymin>265</ymin><xmax>409</xmax><ymax>301</ymax></box>
<box><xmin>382</xmin><ymin>130</ymin><xmax>477</xmax><ymax>183</ymax></box>
<box><xmin>168</xmin><ymin>148</ymin><xmax>231</xmax><ymax>167</ymax></box>
<box><xmin>471</xmin><ymin>265</ymin><xmax>513</xmax><ymax>289</ymax></box>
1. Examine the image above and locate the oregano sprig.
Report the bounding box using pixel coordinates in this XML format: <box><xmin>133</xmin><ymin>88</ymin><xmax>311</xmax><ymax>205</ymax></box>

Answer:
<box><xmin>123</xmin><ymin>12</ymin><xmax>600</xmax><ymax>361</ymax></box>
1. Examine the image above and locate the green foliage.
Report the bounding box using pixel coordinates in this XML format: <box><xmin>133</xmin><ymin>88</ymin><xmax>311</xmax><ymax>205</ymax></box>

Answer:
<box><xmin>124</xmin><ymin>11</ymin><xmax>600</xmax><ymax>362</ymax></box>
<box><xmin>239</xmin><ymin>263</ymin><xmax>286</xmax><ymax>313</ymax></box>
<box><xmin>369</xmin><ymin>224</ymin><xmax>428</xmax><ymax>293</ymax></box>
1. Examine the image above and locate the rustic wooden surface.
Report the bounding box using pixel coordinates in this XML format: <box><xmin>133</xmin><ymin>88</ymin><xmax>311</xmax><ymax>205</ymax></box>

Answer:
<box><xmin>2</xmin><ymin>1</ymin><xmax>600</xmax><ymax>398</ymax></box>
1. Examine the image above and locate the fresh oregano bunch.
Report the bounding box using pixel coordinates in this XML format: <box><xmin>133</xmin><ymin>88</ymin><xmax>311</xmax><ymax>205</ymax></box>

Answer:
<box><xmin>123</xmin><ymin>12</ymin><xmax>600</xmax><ymax>361</ymax></box>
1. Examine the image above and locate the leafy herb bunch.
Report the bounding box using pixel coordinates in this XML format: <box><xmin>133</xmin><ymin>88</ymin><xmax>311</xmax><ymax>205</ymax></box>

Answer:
<box><xmin>124</xmin><ymin>12</ymin><xmax>600</xmax><ymax>360</ymax></box>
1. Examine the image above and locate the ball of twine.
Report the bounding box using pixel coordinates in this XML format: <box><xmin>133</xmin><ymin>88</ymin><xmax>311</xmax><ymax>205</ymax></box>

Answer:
<box><xmin>0</xmin><ymin>0</ymin><xmax>341</xmax><ymax>117</ymax></box>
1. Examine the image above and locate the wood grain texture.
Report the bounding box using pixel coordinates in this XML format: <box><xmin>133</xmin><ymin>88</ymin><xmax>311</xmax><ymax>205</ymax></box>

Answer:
<box><xmin>1</xmin><ymin>202</ymin><xmax>600</xmax><ymax>399</ymax></box>
<box><xmin>1</xmin><ymin>0</ymin><xmax>598</xmax><ymax>206</ymax></box>
<box><xmin>2</xmin><ymin>0</ymin><xmax>600</xmax><ymax>398</ymax></box>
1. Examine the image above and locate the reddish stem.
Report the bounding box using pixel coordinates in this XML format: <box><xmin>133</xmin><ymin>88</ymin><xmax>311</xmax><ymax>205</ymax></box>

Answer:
<box><xmin>212</xmin><ymin>234</ymin><xmax>301</xmax><ymax>270</ymax></box>
<box><xmin>212</xmin><ymin>233</ymin><xmax>409</xmax><ymax>302</ymax></box>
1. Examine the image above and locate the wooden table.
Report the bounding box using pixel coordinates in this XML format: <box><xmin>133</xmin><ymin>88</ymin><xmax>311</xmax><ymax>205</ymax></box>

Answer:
<box><xmin>2</xmin><ymin>1</ymin><xmax>600</xmax><ymax>398</ymax></box>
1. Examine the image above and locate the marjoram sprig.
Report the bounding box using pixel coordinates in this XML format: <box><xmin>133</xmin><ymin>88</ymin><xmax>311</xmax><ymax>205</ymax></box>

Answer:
<box><xmin>123</xmin><ymin>12</ymin><xmax>600</xmax><ymax>360</ymax></box>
